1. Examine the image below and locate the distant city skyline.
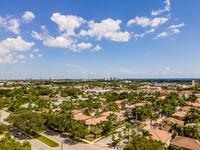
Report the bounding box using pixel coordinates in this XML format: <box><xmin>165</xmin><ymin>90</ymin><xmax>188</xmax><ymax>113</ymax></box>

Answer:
<box><xmin>0</xmin><ymin>0</ymin><xmax>200</xmax><ymax>79</ymax></box>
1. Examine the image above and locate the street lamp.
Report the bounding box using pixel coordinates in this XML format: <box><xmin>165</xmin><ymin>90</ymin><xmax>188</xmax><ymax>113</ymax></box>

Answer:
<box><xmin>61</xmin><ymin>139</ymin><xmax>64</xmax><ymax>150</ymax></box>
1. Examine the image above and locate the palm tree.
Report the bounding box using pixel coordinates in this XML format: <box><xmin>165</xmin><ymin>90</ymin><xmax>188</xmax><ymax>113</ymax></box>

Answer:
<box><xmin>126</xmin><ymin>122</ymin><xmax>132</xmax><ymax>141</ymax></box>
<box><xmin>184</xmin><ymin>125</ymin><xmax>200</xmax><ymax>139</ymax></box>
<box><xmin>169</xmin><ymin>123</ymin><xmax>183</xmax><ymax>137</ymax></box>
<box><xmin>121</xmin><ymin>100</ymin><xmax>127</xmax><ymax>110</ymax></box>
<box><xmin>123</xmin><ymin>128</ymin><xmax>127</xmax><ymax>135</ymax></box>
<box><xmin>189</xmin><ymin>94</ymin><xmax>198</xmax><ymax>103</ymax></box>
<box><xmin>142</xmin><ymin>130</ymin><xmax>152</xmax><ymax>138</ymax></box>
<box><xmin>107</xmin><ymin>113</ymin><xmax>118</xmax><ymax>126</ymax></box>
<box><xmin>133</xmin><ymin>120</ymin><xmax>144</xmax><ymax>133</ymax></box>
<box><xmin>149</xmin><ymin>114</ymin><xmax>158</xmax><ymax>127</ymax></box>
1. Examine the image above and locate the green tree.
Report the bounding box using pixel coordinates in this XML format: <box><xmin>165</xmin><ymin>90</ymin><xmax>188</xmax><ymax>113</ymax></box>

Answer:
<box><xmin>169</xmin><ymin>123</ymin><xmax>183</xmax><ymax>137</ymax></box>
<box><xmin>0</xmin><ymin>123</ymin><xmax>7</xmax><ymax>134</ymax></box>
<box><xmin>126</xmin><ymin>122</ymin><xmax>132</xmax><ymax>141</ymax></box>
<box><xmin>6</xmin><ymin>111</ymin><xmax>46</xmax><ymax>135</ymax></box>
<box><xmin>124</xmin><ymin>131</ymin><xmax>164</xmax><ymax>150</ymax></box>
<box><xmin>0</xmin><ymin>132</ymin><xmax>31</xmax><ymax>150</ymax></box>
<box><xmin>107</xmin><ymin>113</ymin><xmax>118</xmax><ymax>125</ymax></box>
<box><xmin>142</xmin><ymin>130</ymin><xmax>152</xmax><ymax>138</ymax></box>
<box><xmin>70</xmin><ymin>121</ymin><xmax>89</xmax><ymax>140</ymax></box>
<box><xmin>188</xmin><ymin>94</ymin><xmax>198</xmax><ymax>103</ymax></box>
<box><xmin>111</xmin><ymin>134</ymin><xmax>115</xmax><ymax>142</ymax></box>
<box><xmin>90</xmin><ymin>127</ymin><xmax>102</xmax><ymax>138</ymax></box>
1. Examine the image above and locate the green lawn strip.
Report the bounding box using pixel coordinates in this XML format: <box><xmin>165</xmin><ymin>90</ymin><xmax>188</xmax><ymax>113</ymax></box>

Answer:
<box><xmin>85</xmin><ymin>137</ymin><xmax>95</xmax><ymax>142</ymax></box>
<box><xmin>34</xmin><ymin>134</ymin><xmax>59</xmax><ymax>147</ymax></box>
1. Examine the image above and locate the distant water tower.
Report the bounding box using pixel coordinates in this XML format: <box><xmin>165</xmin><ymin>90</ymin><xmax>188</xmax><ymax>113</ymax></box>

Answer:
<box><xmin>192</xmin><ymin>80</ymin><xmax>195</xmax><ymax>87</ymax></box>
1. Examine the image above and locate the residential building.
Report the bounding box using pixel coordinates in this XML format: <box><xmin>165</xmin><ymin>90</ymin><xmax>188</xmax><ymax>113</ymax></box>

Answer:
<box><xmin>148</xmin><ymin>128</ymin><xmax>173</xmax><ymax>147</ymax></box>
<box><xmin>182</xmin><ymin>106</ymin><xmax>192</xmax><ymax>112</ymax></box>
<box><xmin>126</xmin><ymin>103</ymin><xmax>146</xmax><ymax>113</ymax></box>
<box><xmin>155</xmin><ymin>117</ymin><xmax>184</xmax><ymax>132</ymax></box>
<box><xmin>190</xmin><ymin>102</ymin><xmax>200</xmax><ymax>109</ymax></box>
<box><xmin>178</xmin><ymin>91</ymin><xmax>192</xmax><ymax>98</ymax></box>
<box><xmin>85</xmin><ymin>116</ymin><xmax>108</xmax><ymax>129</ymax></box>
<box><xmin>170</xmin><ymin>136</ymin><xmax>200</xmax><ymax>150</ymax></box>
<box><xmin>172</xmin><ymin>111</ymin><xmax>187</xmax><ymax>120</ymax></box>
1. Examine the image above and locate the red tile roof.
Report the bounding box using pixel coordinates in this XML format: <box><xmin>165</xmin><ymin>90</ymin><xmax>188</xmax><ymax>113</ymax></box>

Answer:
<box><xmin>73</xmin><ymin>114</ymin><xmax>91</xmax><ymax>121</ymax></box>
<box><xmin>148</xmin><ymin>128</ymin><xmax>172</xmax><ymax>143</ymax></box>
<box><xmin>85</xmin><ymin>116</ymin><xmax>108</xmax><ymax>125</ymax></box>
<box><xmin>101</xmin><ymin>111</ymin><xmax>123</xmax><ymax>117</ymax></box>
<box><xmin>163</xmin><ymin>117</ymin><xmax>184</xmax><ymax>126</ymax></box>
<box><xmin>182</xmin><ymin>106</ymin><xmax>192</xmax><ymax>112</ymax></box>
<box><xmin>159</xmin><ymin>96</ymin><xmax>166</xmax><ymax>100</ymax></box>
<box><xmin>170</xmin><ymin>136</ymin><xmax>200</xmax><ymax>150</ymax></box>
<box><xmin>115</xmin><ymin>99</ymin><xmax>127</xmax><ymax>105</ymax></box>
<box><xmin>172</xmin><ymin>111</ymin><xmax>187</xmax><ymax>118</ymax></box>
<box><xmin>190</xmin><ymin>103</ymin><xmax>200</xmax><ymax>107</ymax></box>
<box><xmin>126</xmin><ymin>103</ymin><xmax>146</xmax><ymax>108</ymax></box>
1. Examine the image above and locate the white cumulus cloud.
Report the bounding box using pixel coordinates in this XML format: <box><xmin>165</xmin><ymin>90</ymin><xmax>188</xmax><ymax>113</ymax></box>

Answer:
<box><xmin>0</xmin><ymin>36</ymin><xmax>34</xmax><ymax>53</ymax></box>
<box><xmin>30</xmin><ymin>53</ymin><xmax>34</xmax><ymax>59</ymax></box>
<box><xmin>0</xmin><ymin>36</ymin><xmax>34</xmax><ymax>64</ymax></box>
<box><xmin>77</xmin><ymin>42</ymin><xmax>92</xmax><ymax>49</ymax></box>
<box><xmin>168</xmin><ymin>23</ymin><xmax>184</xmax><ymax>33</ymax></box>
<box><xmin>34</xmin><ymin>48</ymin><xmax>39</xmax><ymax>52</ymax></box>
<box><xmin>16</xmin><ymin>54</ymin><xmax>25</xmax><ymax>59</ymax></box>
<box><xmin>92</xmin><ymin>44</ymin><xmax>101</xmax><ymax>52</ymax></box>
<box><xmin>51</xmin><ymin>13</ymin><xmax>85</xmax><ymax>36</ymax></box>
<box><xmin>43</xmin><ymin>36</ymin><xmax>75</xmax><ymax>49</ymax></box>
<box><xmin>134</xmin><ymin>28</ymin><xmax>155</xmax><ymax>39</ymax></box>
<box><xmin>151</xmin><ymin>0</ymin><xmax>171</xmax><ymax>16</ymax></box>
<box><xmin>127</xmin><ymin>16</ymin><xmax>168</xmax><ymax>28</ymax></box>
<box><xmin>155</xmin><ymin>31</ymin><xmax>168</xmax><ymax>38</ymax></box>
<box><xmin>22</xmin><ymin>11</ymin><xmax>35</xmax><ymax>22</ymax></box>
<box><xmin>79</xmin><ymin>18</ymin><xmax>131</xmax><ymax>42</ymax></box>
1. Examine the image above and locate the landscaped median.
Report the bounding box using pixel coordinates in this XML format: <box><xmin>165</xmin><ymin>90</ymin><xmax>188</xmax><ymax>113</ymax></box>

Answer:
<box><xmin>110</xmin><ymin>135</ymin><xmax>128</xmax><ymax>148</ymax></box>
<box><xmin>94</xmin><ymin>131</ymin><xmax>119</xmax><ymax>143</ymax></box>
<box><xmin>34</xmin><ymin>134</ymin><xmax>59</xmax><ymax>148</ymax></box>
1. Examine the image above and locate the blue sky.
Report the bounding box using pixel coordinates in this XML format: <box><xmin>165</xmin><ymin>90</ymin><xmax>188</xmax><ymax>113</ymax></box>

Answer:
<box><xmin>0</xmin><ymin>0</ymin><xmax>200</xmax><ymax>79</ymax></box>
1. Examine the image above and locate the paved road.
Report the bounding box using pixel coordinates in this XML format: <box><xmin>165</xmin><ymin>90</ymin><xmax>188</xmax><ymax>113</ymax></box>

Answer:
<box><xmin>42</xmin><ymin>130</ymin><xmax>110</xmax><ymax>150</ymax></box>
<box><xmin>96</xmin><ymin>126</ymin><xmax>126</xmax><ymax>148</ymax></box>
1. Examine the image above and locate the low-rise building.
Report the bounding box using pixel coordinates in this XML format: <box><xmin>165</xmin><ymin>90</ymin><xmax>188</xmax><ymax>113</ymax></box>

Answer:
<box><xmin>73</xmin><ymin>114</ymin><xmax>91</xmax><ymax>121</ymax></box>
<box><xmin>178</xmin><ymin>91</ymin><xmax>192</xmax><ymax>99</ymax></box>
<box><xmin>114</xmin><ymin>99</ymin><xmax>128</xmax><ymax>109</ymax></box>
<box><xmin>190</xmin><ymin>102</ymin><xmax>200</xmax><ymax>109</ymax></box>
<box><xmin>172</xmin><ymin>111</ymin><xmax>187</xmax><ymax>120</ymax></box>
<box><xmin>148</xmin><ymin>128</ymin><xmax>173</xmax><ymax>147</ymax></box>
<box><xmin>182</xmin><ymin>106</ymin><xmax>192</xmax><ymax>112</ymax></box>
<box><xmin>155</xmin><ymin>117</ymin><xmax>184</xmax><ymax>132</ymax></box>
<box><xmin>126</xmin><ymin>103</ymin><xmax>147</xmax><ymax>113</ymax></box>
<box><xmin>101</xmin><ymin>111</ymin><xmax>124</xmax><ymax>121</ymax></box>
<box><xmin>170</xmin><ymin>136</ymin><xmax>200</xmax><ymax>150</ymax></box>
<box><xmin>85</xmin><ymin>116</ymin><xmax>108</xmax><ymax>129</ymax></box>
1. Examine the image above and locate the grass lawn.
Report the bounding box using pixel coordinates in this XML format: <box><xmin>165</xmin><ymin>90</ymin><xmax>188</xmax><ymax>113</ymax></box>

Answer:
<box><xmin>35</xmin><ymin>134</ymin><xmax>59</xmax><ymax>147</ymax></box>
<box><xmin>86</xmin><ymin>137</ymin><xmax>95</xmax><ymax>142</ymax></box>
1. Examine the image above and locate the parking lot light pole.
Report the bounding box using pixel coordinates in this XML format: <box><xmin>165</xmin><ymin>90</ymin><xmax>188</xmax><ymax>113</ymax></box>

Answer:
<box><xmin>61</xmin><ymin>140</ymin><xmax>64</xmax><ymax>150</ymax></box>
